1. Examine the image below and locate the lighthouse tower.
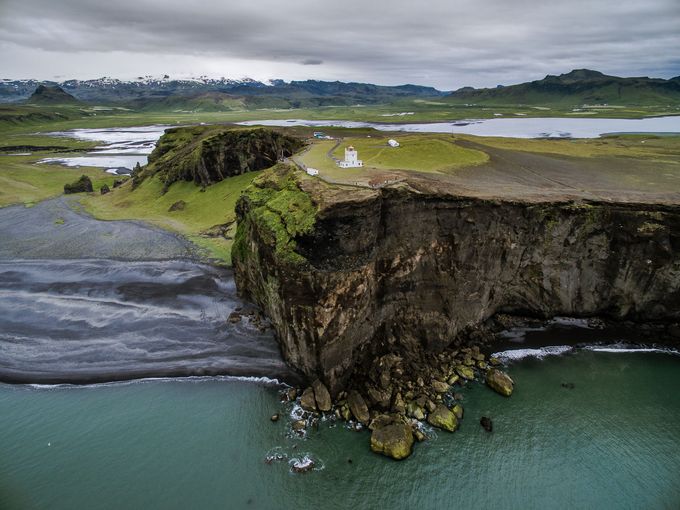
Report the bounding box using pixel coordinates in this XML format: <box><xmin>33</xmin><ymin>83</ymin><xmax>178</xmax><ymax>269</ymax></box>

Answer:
<box><xmin>338</xmin><ymin>146</ymin><xmax>363</xmax><ymax>168</ymax></box>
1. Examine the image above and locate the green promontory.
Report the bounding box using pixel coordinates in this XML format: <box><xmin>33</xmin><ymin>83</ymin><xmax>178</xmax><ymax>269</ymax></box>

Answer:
<box><xmin>138</xmin><ymin>126</ymin><xmax>303</xmax><ymax>191</ymax></box>
<box><xmin>232</xmin><ymin>164</ymin><xmax>317</xmax><ymax>266</ymax></box>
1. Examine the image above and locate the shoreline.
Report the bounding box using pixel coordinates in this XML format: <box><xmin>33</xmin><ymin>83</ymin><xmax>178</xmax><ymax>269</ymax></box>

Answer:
<box><xmin>2</xmin><ymin>337</ymin><xmax>676</xmax><ymax>388</ymax></box>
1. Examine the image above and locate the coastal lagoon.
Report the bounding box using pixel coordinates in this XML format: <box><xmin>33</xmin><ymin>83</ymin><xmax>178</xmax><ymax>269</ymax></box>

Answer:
<box><xmin>240</xmin><ymin>115</ymin><xmax>680</xmax><ymax>138</ymax></box>
<box><xmin>1</xmin><ymin>349</ymin><xmax>679</xmax><ymax>509</ymax></box>
<box><xmin>39</xmin><ymin>126</ymin><xmax>169</xmax><ymax>174</ymax></box>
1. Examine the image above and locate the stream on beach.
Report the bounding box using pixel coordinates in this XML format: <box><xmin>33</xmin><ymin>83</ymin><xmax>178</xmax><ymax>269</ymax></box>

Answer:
<box><xmin>0</xmin><ymin>178</ymin><xmax>679</xmax><ymax>508</ymax></box>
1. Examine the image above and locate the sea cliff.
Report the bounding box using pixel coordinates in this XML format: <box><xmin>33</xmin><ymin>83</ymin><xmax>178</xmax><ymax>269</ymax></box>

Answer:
<box><xmin>233</xmin><ymin>165</ymin><xmax>680</xmax><ymax>393</ymax></box>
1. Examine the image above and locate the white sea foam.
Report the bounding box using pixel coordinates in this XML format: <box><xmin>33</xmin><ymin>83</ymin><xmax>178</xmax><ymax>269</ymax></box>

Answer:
<box><xmin>21</xmin><ymin>375</ymin><xmax>285</xmax><ymax>390</ymax></box>
<box><xmin>583</xmin><ymin>345</ymin><xmax>680</xmax><ymax>355</ymax></box>
<box><xmin>493</xmin><ymin>344</ymin><xmax>680</xmax><ymax>362</ymax></box>
<box><xmin>492</xmin><ymin>345</ymin><xmax>573</xmax><ymax>361</ymax></box>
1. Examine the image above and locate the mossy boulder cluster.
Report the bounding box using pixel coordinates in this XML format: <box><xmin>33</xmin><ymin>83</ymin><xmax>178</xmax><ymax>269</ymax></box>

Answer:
<box><xmin>63</xmin><ymin>175</ymin><xmax>93</xmax><ymax>194</ymax></box>
<box><xmin>283</xmin><ymin>346</ymin><xmax>513</xmax><ymax>460</ymax></box>
<box><xmin>138</xmin><ymin>125</ymin><xmax>303</xmax><ymax>191</ymax></box>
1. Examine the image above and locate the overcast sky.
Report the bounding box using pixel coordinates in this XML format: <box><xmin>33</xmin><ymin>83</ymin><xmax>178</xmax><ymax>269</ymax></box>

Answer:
<box><xmin>0</xmin><ymin>0</ymin><xmax>678</xmax><ymax>89</ymax></box>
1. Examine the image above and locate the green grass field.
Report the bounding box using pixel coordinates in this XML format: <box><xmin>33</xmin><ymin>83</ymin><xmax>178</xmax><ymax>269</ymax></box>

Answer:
<box><xmin>297</xmin><ymin>134</ymin><xmax>488</xmax><ymax>184</ymax></box>
<box><xmin>455</xmin><ymin>133</ymin><xmax>680</xmax><ymax>163</ymax></box>
<box><xmin>0</xmin><ymin>154</ymin><xmax>118</xmax><ymax>207</ymax></box>
<box><xmin>80</xmin><ymin>172</ymin><xmax>260</xmax><ymax>265</ymax></box>
<box><xmin>2</xmin><ymin>100</ymin><xmax>679</xmax><ymax>137</ymax></box>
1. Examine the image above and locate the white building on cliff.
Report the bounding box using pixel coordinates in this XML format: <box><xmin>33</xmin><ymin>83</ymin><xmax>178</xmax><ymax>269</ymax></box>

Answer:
<box><xmin>338</xmin><ymin>146</ymin><xmax>363</xmax><ymax>168</ymax></box>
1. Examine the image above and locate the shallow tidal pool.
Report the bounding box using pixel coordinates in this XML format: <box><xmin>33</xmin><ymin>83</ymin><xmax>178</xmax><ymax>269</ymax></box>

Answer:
<box><xmin>1</xmin><ymin>349</ymin><xmax>679</xmax><ymax>510</ymax></box>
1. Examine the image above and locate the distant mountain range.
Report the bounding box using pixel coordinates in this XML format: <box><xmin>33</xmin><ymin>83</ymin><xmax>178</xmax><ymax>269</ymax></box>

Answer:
<box><xmin>447</xmin><ymin>69</ymin><xmax>680</xmax><ymax>105</ymax></box>
<box><xmin>2</xmin><ymin>70</ymin><xmax>679</xmax><ymax>109</ymax></box>
<box><xmin>0</xmin><ymin>76</ymin><xmax>445</xmax><ymax>108</ymax></box>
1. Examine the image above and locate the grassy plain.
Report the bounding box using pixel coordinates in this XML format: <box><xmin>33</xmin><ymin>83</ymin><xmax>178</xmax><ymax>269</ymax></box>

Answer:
<box><xmin>0</xmin><ymin>155</ymin><xmax>117</xmax><ymax>207</ymax></box>
<box><xmin>454</xmin><ymin>133</ymin><xmax>680</xmax><ymax>163</ymax></box>
<box><xmin>80</xmin><ymin>172</ymin><xmax>259</xmax><ymax>265</ymax></box>
<box><xmin>297</xmin><ymin>134</ymin><xmax>489</xmax><ymax>184</ymax></box>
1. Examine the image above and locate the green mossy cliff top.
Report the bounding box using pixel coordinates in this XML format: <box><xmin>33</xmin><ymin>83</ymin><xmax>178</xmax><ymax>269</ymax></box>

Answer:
<box><xmin>232</xmin><ymin>164</ymin><xmax>317</xmax><ymax>266</ymax></box>
<box><xmin>137</xmin><ymin>125</ymin><xmax>303</xmax><ymax>191</ymax></box>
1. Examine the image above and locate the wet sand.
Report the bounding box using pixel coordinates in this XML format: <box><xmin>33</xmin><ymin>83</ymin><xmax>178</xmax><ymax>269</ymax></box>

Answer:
<box><xmin>0</xmin><ymin>198</ymin><xmax>299</xmax><ymax>385</ymax></box>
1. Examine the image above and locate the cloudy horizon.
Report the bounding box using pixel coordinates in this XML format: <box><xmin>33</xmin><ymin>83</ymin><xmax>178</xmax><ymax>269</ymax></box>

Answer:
<box><xmin>0</xmin><ymin>0</ymin><xmax>679</xmax><ymax>89</ymax></box>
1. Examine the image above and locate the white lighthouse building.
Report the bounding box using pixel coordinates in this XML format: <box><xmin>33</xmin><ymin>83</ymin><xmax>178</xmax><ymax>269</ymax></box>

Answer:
<box><xmin>338</xmin><ymin>146</ymin><xmax>363</xmax><ymax>168</ymax></box>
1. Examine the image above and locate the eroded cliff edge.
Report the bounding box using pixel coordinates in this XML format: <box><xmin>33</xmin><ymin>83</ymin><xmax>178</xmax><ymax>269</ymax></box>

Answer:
<box><xmin>233</xmin><ymin>165</ymin><xmax>680</xmax><ymax>393</ymax></box>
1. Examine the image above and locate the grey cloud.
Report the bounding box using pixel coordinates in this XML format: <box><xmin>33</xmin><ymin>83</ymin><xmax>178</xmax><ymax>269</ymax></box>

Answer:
<box><xmin>0</xmin><ymin>0</ymin><xmax>678</xmax><ymax>88</ymax></box>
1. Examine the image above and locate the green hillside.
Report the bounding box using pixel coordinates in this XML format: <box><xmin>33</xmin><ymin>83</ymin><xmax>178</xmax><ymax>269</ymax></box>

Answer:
<box><xmin>447</xmin><ymin>69</ymin><xmax>680</xmax><ymax>106</ymax></box>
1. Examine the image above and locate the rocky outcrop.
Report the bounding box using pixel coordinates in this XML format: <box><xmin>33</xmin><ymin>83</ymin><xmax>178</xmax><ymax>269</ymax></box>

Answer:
<box><xmin>64</xmin><ymin>175</ymin><xmax>93</xmax><ymax>194</ymax></box>
<box><xmin>486</xmin><ymin>369</ymin><xmax>514</xmax><ymax>396</ymax></box>
<box><xmin>233</xmin><ymin>166</ymin><xmax>680</xmax><ymax>394</ymax></box>
<box><xmin>141</xmin><ymin>126</ymin><xmax>303</xmax><ymax>190</ymax></box>
<box><xmin>427</xmin><ymin>405</ymin><xmax>458</xmax><ymax>432</ymax></box>
<box><xmin>370</xmin><ymin>418</ymin><xmax>414</xmax><ymax>460</ymax></box>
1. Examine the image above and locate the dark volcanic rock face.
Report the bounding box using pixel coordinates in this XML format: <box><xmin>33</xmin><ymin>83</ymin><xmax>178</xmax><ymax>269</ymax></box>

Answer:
<box><xmin>233</xmin><ymin>168</ymin><xmax>680</xmax><ymax>393</ymax></box>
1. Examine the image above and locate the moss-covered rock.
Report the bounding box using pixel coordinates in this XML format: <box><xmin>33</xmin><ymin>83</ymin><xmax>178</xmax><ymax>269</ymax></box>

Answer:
<box><xmin>431</xmin><ymin>380</ymin><xmax>449</xmax><ymax>393</ymax></box>
<box><xmin>486</xmin><ymin>368</ymin><xmax>514</xmax><ymax>396</ymax></box>
<box><xmin>232</xmin><ymin>164</ymin><xmax>317</xmax><ymax>267</ymax></box>
<box><xmin>370</xmin><ymin>421</ymin><xmax>414</xmax><ymax>460</ymax></box>
<box><xmin>64</xmin><ymin>175</ymin><xmax>93</xmax><ymax>194</ymax></box>
<box><xmin>456</xmin><ymin>366</ymin><xmax>475</xmax><ymax>380</ymax></box>
<box><xmin>427</xmin><ymin>405</ymin><xmax>458</xmax><ymax>432</ymax></box>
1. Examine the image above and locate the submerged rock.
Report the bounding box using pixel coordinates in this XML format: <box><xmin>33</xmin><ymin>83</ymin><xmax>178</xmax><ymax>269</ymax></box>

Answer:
<box><xmin>413</xmin><ymin>428</ymin><xmax>427</xmax><ymax>442</ymax></box>
<box><xmin>480</xmin><ymin>416</ymin><xmax>493</xmax><ymax>432</ymax></box>
<box><xmin>370</xmin><ymin>421</ymin><xmax>414</xmax><ymax>460</ymax></box>
<box><xmin>290</xmin><ymin>456</ymin><xmax>315</xmax><ymax>473</ymax></box>
<box><xmin>292</xmin><ymin>419</ymin><xmax>307</xmax><ymax>432</ymax></box>
<box><xmin>312</xmin><ymin>379</ymin><xmax>332</xmax><ymax>412</ymax></box>
<box><xmin>286</xmin><ymin>388</ymin><xmax>298</xmax><ymax>401</ymax></box>
<box><xmin>452</xmin><ymin>404</ymin><xmax>464</xmax><ymax>420</ymax></box>
<box><xmin>486</xmin><ymin>369</ymin><xmax>514</xmax><ymax>397</ymax></box>
<box><xmin>427</xmin><ymin>405</ymin><xmax>458</xmax><ymax>432</ymax></box>
<box><xmin>348</xmin><ymin>390</ymin><xmax>370</xmax><ymax>424</ymax></box>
